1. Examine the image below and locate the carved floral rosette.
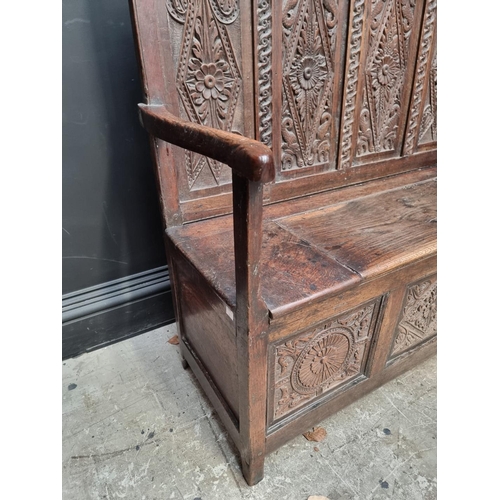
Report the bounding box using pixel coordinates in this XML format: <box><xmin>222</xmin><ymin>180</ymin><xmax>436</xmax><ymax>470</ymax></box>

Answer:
<box><xmin>390</xmin><ymin>276</ymin><xmax>437</xmax><ymax>358</ymax></box>
<box><xmin>339</xmin><ymin>0</ymin><xmax>418</xmax><ymax>168</ymax></box>
<box><xmin>168</xmin><ymin>0</ymin><xmax>242</xmax><ymax>190</ymax></box>
<box><xmin>280</xmin><ymin>0</ymin><xmax>338</xmax><ymax>172</ymax></box>
<box><xmin>403</xmin><ymin>0</ymin><xmax>437</xmax><ymax>154</ymax></box>
<box><xmin>272</xmin><ymin>301</ymin><xmax>378</xmax><ymax>420</ymax></box>
<box><xmin>355</xmin><ymin>0</ymin><xmax>416</xmax><ymax>158</ymax></box>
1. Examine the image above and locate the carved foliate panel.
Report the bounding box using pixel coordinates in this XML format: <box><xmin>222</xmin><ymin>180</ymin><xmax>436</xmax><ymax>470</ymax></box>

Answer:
<box><xmin>339</xmin><ymin>0</ymin><xmax>420</xmax><ymax>168</ymax></box>
<box><xmin>417</xmin><ymin>49</ymin><xmax>437</xmax><ymax>145</ymax></box>
<box><xmin>338</xmin><ymin>0</ymin><xmax>366</xmax><ymax>169</ymax></box>
<box><xmin>403</xmin><ymin>0</ymin><xmax>437</xmax><ymax>154</ymax></box>
<box><xmin>280</xmin><ymin>0</ymin><xmax>343</xmax><ymax>173</ymax></box>
<box><xmin>390</xmin><ymin>276</ymin><xmax>437</xmax><ymax>358</ymax></box>
<box><xmin>257</xmin><ymin>0</ymin><xmax>272</xmax><ymax>147</ymax></box>
<box><xmin>167</xmin><ymin>0</ymin><xmax>243</xmax><ymax>191</ymax></box>
<box><xmin>272</xmin><ymin>301</ymin><xmax>379</xmax><ymax>421</ymax></box>
<box><xmin>356</xmin><ymin>0</ymin><xmax>415</xmax><ymax>159</ymax></box>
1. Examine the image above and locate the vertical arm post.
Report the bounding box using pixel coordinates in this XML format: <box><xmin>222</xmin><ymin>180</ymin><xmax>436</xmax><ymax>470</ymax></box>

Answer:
<box><xmin>232</xmin><ymin>172</ymin><xmax>269</xmax><ymax>485</ymax></box>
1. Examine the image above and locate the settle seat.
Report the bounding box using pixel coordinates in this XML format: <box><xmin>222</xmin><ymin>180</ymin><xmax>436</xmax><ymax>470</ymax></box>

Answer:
<box><xmin>129</xmin><ymin>0</ymin><xmax>437</xmax><ymax>485</ymax></box>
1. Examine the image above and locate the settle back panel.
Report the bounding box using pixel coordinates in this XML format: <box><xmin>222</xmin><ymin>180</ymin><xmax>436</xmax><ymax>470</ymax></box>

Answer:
<box><xmin>131</xmin><ymin>0</ymin><xmax>436</xmax><ymax>224</ymax></box>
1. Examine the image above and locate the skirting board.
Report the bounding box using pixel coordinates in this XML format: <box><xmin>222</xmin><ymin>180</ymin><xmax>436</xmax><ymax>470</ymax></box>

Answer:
<box><xmin>62</xmin><ymin>266</ymin><xmax>175</xmax><ymax>359</ymax></box>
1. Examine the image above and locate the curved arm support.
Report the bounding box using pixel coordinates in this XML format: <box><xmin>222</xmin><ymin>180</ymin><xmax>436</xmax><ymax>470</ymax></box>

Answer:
<box><xmin>138</xmin><ymin>104</ymin><xmax>275</xmax><ymax>184</ymax></box>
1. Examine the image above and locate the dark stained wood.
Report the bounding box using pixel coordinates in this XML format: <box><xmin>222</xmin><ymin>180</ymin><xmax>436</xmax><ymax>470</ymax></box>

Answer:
<box><xmin>179</xmin><ymin>332</ymin><xmax>242</xmax><ymax>448</ymax></box>
<box><xmin>265</xmin><ymin>337</ymin><xmax>436</xmax><ymax>454</ymax></box>
<box><xmin>276</xmin><ymin>0</ymin><xmax>350</xmax><ymax>179</ymax></box>
<box><xmin>168</xmin><ymin>219</ymin><xmax>361</xmax><ymax>310</ymax></box>
<box><xmin>268</xmin><ymin>298</ymin><xmax>383</xmax><ymax>426</ymax></box>
<box><xmin>168</xmin><ymin>174</ymin><xmax>436</xmax><ymax>315</ymax></box>
<box><xmin>180</xmin><ymin>151</ymin><xmax>437</xmax><ymax>224</ymax></box>
<box><xmin>387</xmin><ymin>274</ymin><xmax>437</xmax><ymax>361</ymax></box>
<box><xmin>232</xmin><ymin>173</ymin><xmax>269</xmax><ymax>484</ymax></box>
<box><xmin>276</xmin><ymin>179</ymin><xmax>436</xmax><ymax>280</ymax></box>
<box><xmin>176</xmin><ymin>253</ymin><xmax>240</xmax><ymax>418</ymax></box>
<box><xmin>403</xmin><ymin>0</ymin><xmax>438</xmax><ymax>156</ymax></box>
<box><xmin>129</xmin><ymin>0</ymin><xmax>438</xmax><ymax>486</ymax></box>
<box><xmin>139</xmin><ymin>105</ymin><xmax>275</xmax><ymax>183</ymax></box>
<box><xmin>265</xmin><ymin>166</ymin><xmax>437</xmax><ymax>221</ymax></box>
<box><xmin>268</xmin><ymin>255</ymin><xmax>436</xmax><ymax>341</ymax></box>
<box><xmin>130</xmin><ymin>0</ymin><xmax>437</xmax><ymax>224</ymax></box>
<box><xmin>342</xmin><ymin>0</ymin><xmax>426</xmax><ymax>168</ymax></box>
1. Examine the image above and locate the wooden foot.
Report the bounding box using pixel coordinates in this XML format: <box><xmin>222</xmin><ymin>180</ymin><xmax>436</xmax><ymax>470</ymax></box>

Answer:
<box><xmin>181</xmin><ymin>357</ymin><xmax>189</xmax><ymax>370</ymax></box>
<box><xmin>241</xmin><ymin>456</ymin><xmax>265</xmax><ymax>486</ymax></box>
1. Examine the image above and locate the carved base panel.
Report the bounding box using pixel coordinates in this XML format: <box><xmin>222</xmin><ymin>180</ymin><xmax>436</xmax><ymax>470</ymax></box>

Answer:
<box><xmin>269</xmin><ymin>299</ymin><xmax>381</xmax><ymax>424</ymax></box>
<box><xmin>388</xmin><ymin>275</ymin><xmax>437</xmax><ymax>362</ymax></box>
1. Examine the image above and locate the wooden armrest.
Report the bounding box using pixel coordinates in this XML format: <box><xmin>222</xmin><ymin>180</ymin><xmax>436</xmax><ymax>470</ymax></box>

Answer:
<box><xmin>138</xmin><ymin>104</ymin><xmax>275</xmax><ymax>184</ymax></box>
<box><xmin>139</xmin><ymin>104</ymin><xmax>269</xmax><ymax>328</ymax></box>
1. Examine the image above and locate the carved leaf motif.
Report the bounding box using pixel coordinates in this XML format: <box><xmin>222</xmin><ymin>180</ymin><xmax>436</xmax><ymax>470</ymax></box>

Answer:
<box><xmin>336</xmin><ymin>303</ymin><xmax>374</xmax><ymax>338</ymax></box>
<box><xmin>404</xmin><ymin>0</ymin><xmax>437</xmax><ymax>154</ymax></box>
<box><xmin>401</xmin><ymin>0</ymin><xmax>415</xmax><ymax>37</ymax></box>
<box><xmin>281</xmin><ymin>0</ymin><xmax>336</xmax><ymax>171</ymax></box>
<box><xmin>284</xmin><ymin>0</ymin><xmax>300</xmax><ymax>30</ymax></box>
<box><xmin>166</xmin><ymin>0</ymin><xmax>189</xmax><ymax>23</ymax></box>
<box><xmin>257</xmin><ymin>0</ymin><xmax>272</xmax><ymax>146</ymax></box>
<box><xmin>356</xmin><ymin>0</ymin><xmax>416</xmax><ymax>158</ymax></box>
<box><xmin>323</xmin><ymin>0</ymin><xmax>338</xmax><ymax>34</ymax></box>
<box><xmin>392</xmin><ymin>279</ymin><xmax>437</xmax><ymax>356</ymax></box>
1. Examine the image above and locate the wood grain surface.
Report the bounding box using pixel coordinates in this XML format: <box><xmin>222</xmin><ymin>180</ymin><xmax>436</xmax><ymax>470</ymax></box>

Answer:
<box><xmin>129</xmin><ymin>0</ymin><xmax>438</xmax><ymax>486</ymax></box>
<box><xmin>168</xmin><ymin>172</ymin><xmax>436</xmax><ymax>315</ymax></box>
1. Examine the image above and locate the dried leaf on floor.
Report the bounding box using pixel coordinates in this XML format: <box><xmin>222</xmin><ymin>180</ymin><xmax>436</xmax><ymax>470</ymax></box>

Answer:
<box><xmin>313</xmin><ymin>446</ymin><xmax>320</xmax><ymax>452</ymax></box>
<box><xmin>168</xmin><ymin>335</ymin><xmax>179</xmax><ymax>345</ymax></box>
<box><xmin>307</xmin><ymin>496</ymin><xmax>330</xmax><ymax>500</ymax></box>
<box><xmin>303</xmin><ymin>427</ymin><xmax>327</xmax><ymax>442</ymax></box>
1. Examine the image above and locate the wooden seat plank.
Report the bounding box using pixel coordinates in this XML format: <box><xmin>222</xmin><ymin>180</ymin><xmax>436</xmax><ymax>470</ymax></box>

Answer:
<box><xmin>168</xmin><ymin>175</ymin><xmax>436</xmax><ymax>315</ymax></box>
<box><xmin>277</xmin><ymin>179</ymin><xmax>437</xmax><ymax>279</ymax></box>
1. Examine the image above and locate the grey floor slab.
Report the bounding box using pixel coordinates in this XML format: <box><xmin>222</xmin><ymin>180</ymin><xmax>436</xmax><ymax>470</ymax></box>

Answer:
<box><xmin>62</xmin><ymin>325</ymin><xmax>436</xmax><ymax>500</ymax></box>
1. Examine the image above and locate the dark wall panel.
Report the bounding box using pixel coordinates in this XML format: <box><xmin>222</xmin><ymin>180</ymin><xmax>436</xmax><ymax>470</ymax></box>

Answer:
<box><xmin>62</xmin><ymin>0</ymin><xmax>174</xmax><ymax>357</ymax></box>
<box><xmin>62</xmin><ymin>0</ymin><xmax>167</xmax><ymax>293</ymax></box>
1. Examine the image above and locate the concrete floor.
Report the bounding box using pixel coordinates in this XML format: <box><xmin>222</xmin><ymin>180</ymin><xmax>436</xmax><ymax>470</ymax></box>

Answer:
<box><xmin>62</xmin><ymin>325</ymin><xmax>437</xmax><ymax>500</ymax></box>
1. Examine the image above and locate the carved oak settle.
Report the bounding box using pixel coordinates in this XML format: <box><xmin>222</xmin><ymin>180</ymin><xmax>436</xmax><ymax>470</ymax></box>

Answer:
<box><xmin>129</xmin><ymin>0</ymin><xmax>437</xmax><ymax>485</ymax></box>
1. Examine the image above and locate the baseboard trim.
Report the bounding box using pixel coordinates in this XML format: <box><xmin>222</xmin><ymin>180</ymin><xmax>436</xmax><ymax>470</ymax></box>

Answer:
<box><xmin>62</xmin><ymin>266</ymin><xmax>175</xmax><ymax>359</ymax></box>
<box><xmin>63</xmin><ymin>266</ymin><xmax>170</xmax><ymax>323</ymax></box>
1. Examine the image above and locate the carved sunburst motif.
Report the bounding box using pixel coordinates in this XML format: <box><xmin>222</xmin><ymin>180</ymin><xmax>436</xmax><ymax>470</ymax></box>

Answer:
<box><xmin>297</xmin><ymin>333</ymin><xmax>350</xmax><ymax>389</ymax></box>
<box><xmin>291</xmin><ymin>328</ymin><xmax>355</xmax><ymax>395</ymax></box>
<box><xmin>274</xmin><ymin>302</ymin><xmax>378</xmax><ymax>420</ymax></box>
